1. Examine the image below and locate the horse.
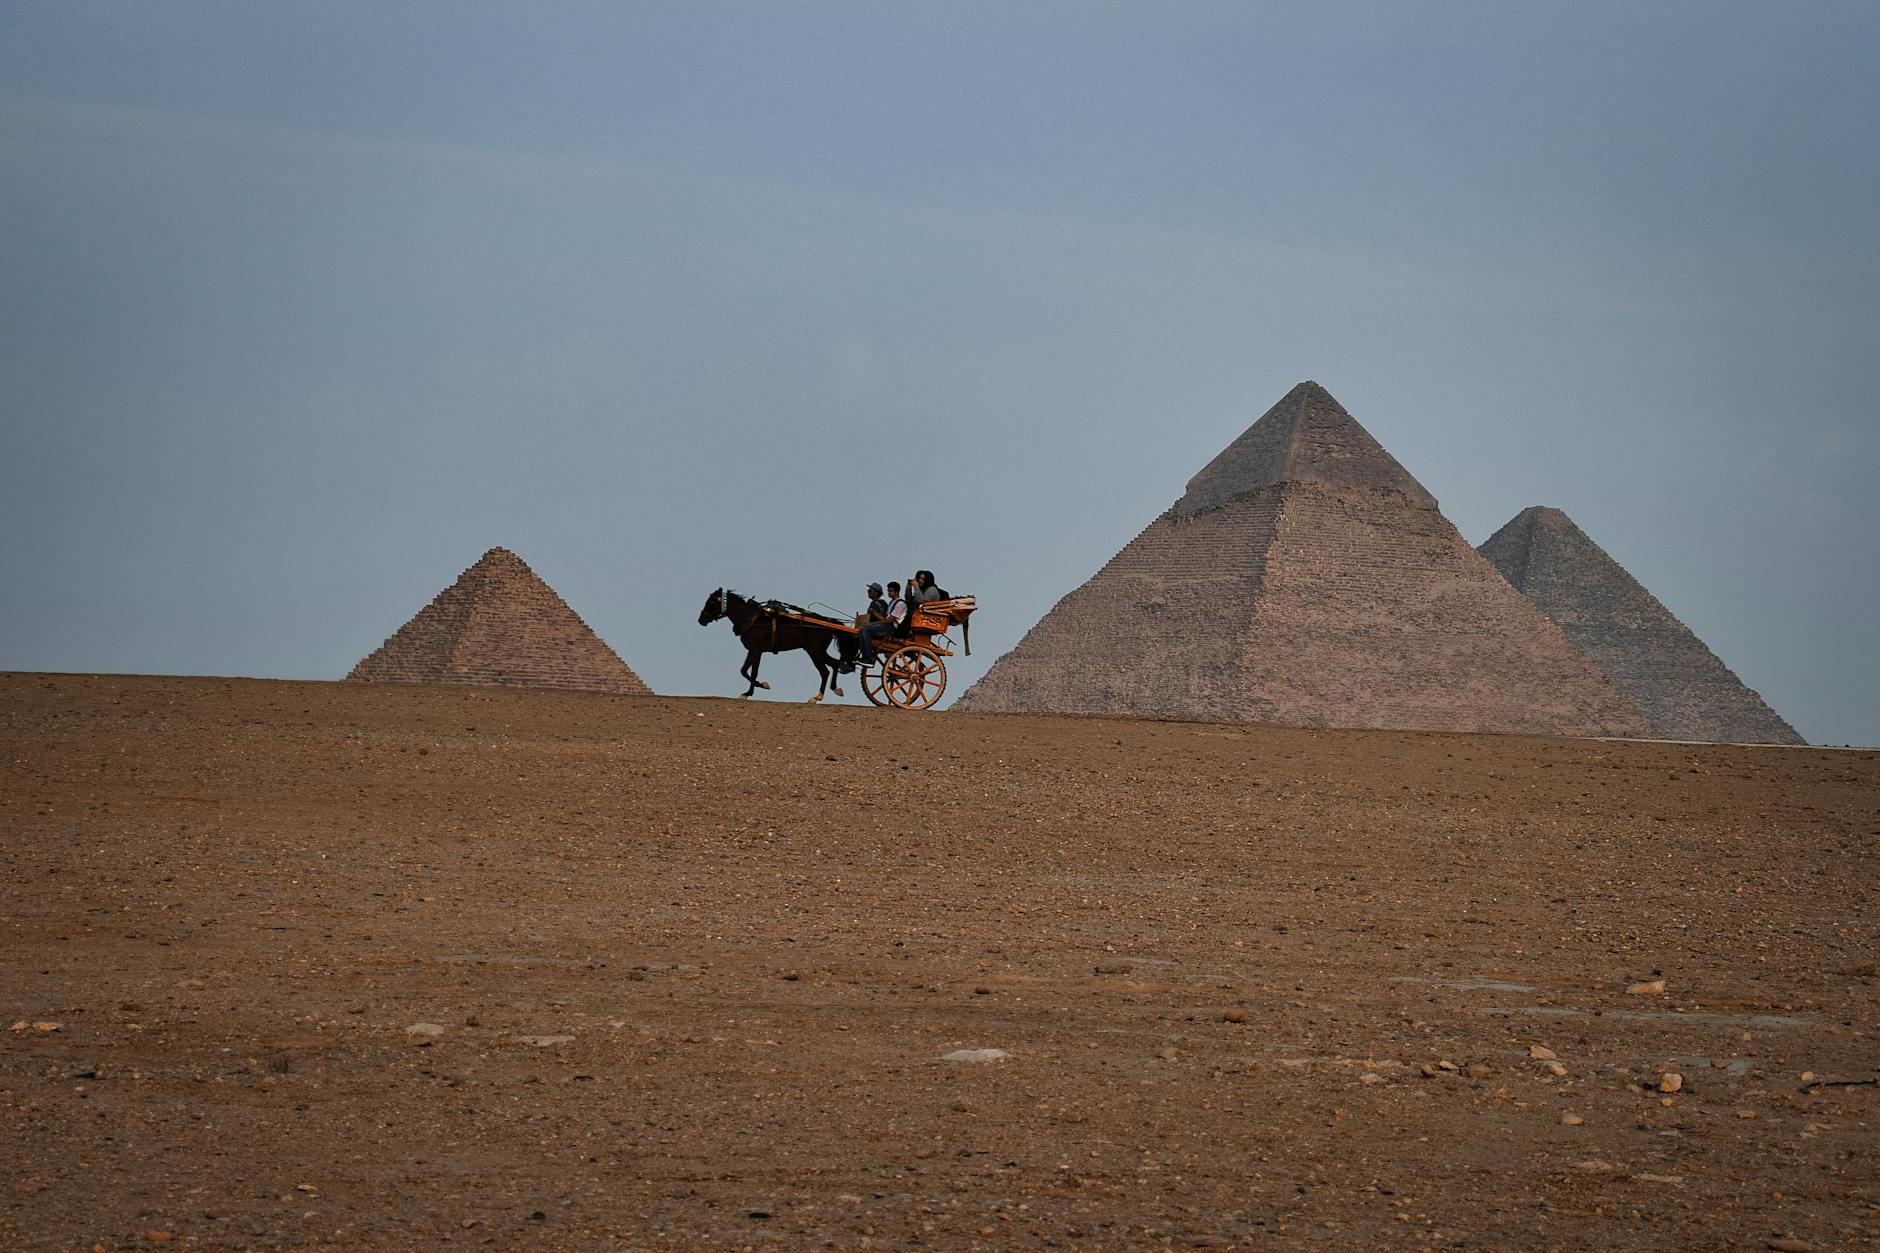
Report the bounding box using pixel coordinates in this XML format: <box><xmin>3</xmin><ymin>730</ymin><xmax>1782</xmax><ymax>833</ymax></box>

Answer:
<box><xmin>697</xmin><ymin>588</ymin><xmax>849</xmax><ymax>702</ymax></box>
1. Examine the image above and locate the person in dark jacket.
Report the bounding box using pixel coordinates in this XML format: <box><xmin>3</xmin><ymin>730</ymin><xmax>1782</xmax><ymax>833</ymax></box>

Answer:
<box><xmin>857</xmin><ymin>581</ymin><xmax>907</xmax><ymax>664</ymax></box>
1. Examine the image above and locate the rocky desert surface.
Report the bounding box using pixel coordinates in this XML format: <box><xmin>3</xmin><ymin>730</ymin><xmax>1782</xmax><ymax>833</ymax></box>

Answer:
<box><xmin>3</xmin><ymin>673</ymin><xmax>1875</xmax><ymax>1250</ymax></box>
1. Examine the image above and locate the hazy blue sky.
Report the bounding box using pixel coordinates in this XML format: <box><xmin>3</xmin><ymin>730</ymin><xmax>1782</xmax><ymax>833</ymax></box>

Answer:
<box><xmin>3</xmin><ymin>2</ymin><xmax>1876</xmax><ymax>743</ymax></box>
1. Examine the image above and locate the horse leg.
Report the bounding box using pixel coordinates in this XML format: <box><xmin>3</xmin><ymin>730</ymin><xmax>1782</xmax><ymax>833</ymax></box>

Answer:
<box><xmin>751</xmin><ymin>651</ymin><xmax>770</xmax><ymax>691</ymax></box>
<box><xmin>739</xmin><ymin>649</ymin><xmax>762</xmax><ymax>697</ymax></box>
<box><xmin>806</xmin><ymin>647</ymin><xmax>831</xmax><ymax>703</ymax></box>
<box><xmin>823</xmin><ymin>640</ymin><xmax>844</xmax><ymax>697</ymax></box>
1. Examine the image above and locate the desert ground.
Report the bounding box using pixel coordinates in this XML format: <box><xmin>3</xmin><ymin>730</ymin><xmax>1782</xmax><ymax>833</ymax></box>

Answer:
<box><xmin>2</xmin><ymin>672</ymin><xmax>1875</xmax><ymax>1251</ymax></box>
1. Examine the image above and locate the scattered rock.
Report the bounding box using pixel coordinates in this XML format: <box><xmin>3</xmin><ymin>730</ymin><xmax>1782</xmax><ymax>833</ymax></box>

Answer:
<box><xmin>1573</xmin><ymin>1159</ymin><xmax>1614</xmax><ymax>1173</ymax></box>
<box><xmin>513</xmin><ymin>1035</ymin><xmax>576</xmax><ymax>1048</ymax></box>
<box><xmin>1766</xmin><ymin>1239</ymin><xmax>1812</xmax><ymax>1252</ymax></box>
<box><xmin>1626</xmin><ymin>979</ymin><xmax>1667</xmax><ymax>995</ymax></box>
<box><xmin>1436</xmin><ymin>1060</ymin><xmax>1459</xmax><ymax>1072</ymax></box>
<box><xmin>1465</xmin><ymin>1062</ymin><xmax>1491</xmax><ymax>1080</ymax></box>
<box><xmin>1560</xmin><ymin>1113</ymin><xmax>1584</xmax><ymax>1126</ymax></box>
<box><xmin>1093</xmin><ymin>961</ymin><xmax>1135</xmax><ymax>975</ymax></box>
<box><xmin>405</xmin><ymin>1023</ymin><xmax>445</xmax><ymax>1044</ymax></box>
<box><xmin>1528</xmin><ymin>1045</ymin><xmax>1558</xmax><ymax>1060</ymax></box>
<box><xmin>1222</xmin><ymin>1008</ymin><xmax>1247</xmax><ymax>1024</ymax></box>
<box><xmin>1633</xmin><ymin>1173</ymin><xmax>1683</xmax><ymax>1185</ymax></box>
<box><xmin>1359</xmin><ymin>1072</ymin><xmax>1384</xmax><ymax>1086</ymax></box>
<box><xmin>747</xmin><ymin>1207</ymin><xmax>772</xmax><ymax>1220</ymax></box>
<box><xmin>1658</xmin><ymin>1072</ymin><xmax>1683</xmax><ymax>1093</ymax></box>
<box><xmin>1544</xmin><ymin>1061</ymin><xmax>1569</xmax><ymax>1077</ymax></box>
<box><xmin>1736</xmin><ymin>1108</ymin><xmax>1758</xmax><ymax>1120</ymax></box>
<box><xmin>1155</xmin><ymin>1045</ymin><xmax>1179</xmax><ymax>1062</ymax></box>
<box><xmin>939</xmin><ymin>1048</ymin><xmax>1009</xmax><ymax>1064</ymax></box>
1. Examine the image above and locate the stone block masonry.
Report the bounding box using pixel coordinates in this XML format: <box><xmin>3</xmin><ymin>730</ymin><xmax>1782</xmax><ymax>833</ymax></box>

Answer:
<box><xmin>957</xmin><ymin>382</ymin><xmax>1651</xmax><ymax>737</ymax></box>
<box><xmin>1480</xmin><ymin>507</ymin><xmax>1803</xmax><ymax>745</ymax></box>
<box><xmin>348</xmin><ymin>548</ymin><xmax>651</xmax><ymax>696</ymax></box>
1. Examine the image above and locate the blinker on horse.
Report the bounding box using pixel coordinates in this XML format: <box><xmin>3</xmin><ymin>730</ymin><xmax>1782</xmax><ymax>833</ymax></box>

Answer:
<box><xmin>697</xmin><ymin>588</ymin><xmax>847</xmax><ymax>702</ymax></box>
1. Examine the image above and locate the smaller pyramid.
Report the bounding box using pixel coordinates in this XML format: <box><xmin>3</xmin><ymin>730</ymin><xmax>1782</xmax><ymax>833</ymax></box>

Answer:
<box><xmin>349</xmin><ymin>548</ymin><xmax>651</xmax><ymax>695</ymax></box>
<box><xmin>1479</xmin><ymin>508</ymin><xmax>1801</xmax><ymax>744</ymax></box>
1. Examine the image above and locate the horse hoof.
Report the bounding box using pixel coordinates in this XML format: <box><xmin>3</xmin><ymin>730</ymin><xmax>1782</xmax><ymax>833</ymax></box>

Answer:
<box><xmin>831</xmin><ymin>686</ymin><xmax>844</xmax><ymax>697</ymax></box>
<box><xmin>738</xmin><ymin>693</ymin><xmax>752</xmax><ymax>700</ymax></box>
<box><xmin>757</xmin><ymin>682</ymin><xmax>771</xmax><ymax>690</ymax></box>
<box><xmin>806</xmin><ymin>695</ymin><xmax>822</xmax><ymax>704</ymax></box>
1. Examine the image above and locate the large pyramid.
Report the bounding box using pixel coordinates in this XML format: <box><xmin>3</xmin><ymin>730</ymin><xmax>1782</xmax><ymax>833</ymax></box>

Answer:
<box><xmin>349</xmin><ymin>548</ymin><xmax>651</xmax><ymax>695</ymax></box>
<box><xmin>956</xmin><ymin>382</ymin><xmax>1651</xmax><ymax>736</ymax></box>
<box><xmin>1479</xmin><ymin>507</ymin><xmax>1802</xmax><ymax>744</ymax></box>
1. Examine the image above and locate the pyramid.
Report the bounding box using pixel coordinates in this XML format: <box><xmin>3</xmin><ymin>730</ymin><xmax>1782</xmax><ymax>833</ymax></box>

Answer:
<box><xmin>1479</xmin><ymin>507</ymin><xmax>1803</xmax><ymax>744</ymax></box>
<box><xmin>348</xmin><ymin>548</ymin><xmax>651</xmax><ymax>695</ymax></box>
<box><xmin>956</xmin><ymin>382</ymin><xmax>1652</xmax><ymax>736</ymax></box>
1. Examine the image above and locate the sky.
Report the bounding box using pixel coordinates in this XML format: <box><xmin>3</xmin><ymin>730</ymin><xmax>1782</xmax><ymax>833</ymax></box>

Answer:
<box><xmin>2</xmin><ymin>1</ymin><xmax>1876</xmax><ymax>744</ymax></box>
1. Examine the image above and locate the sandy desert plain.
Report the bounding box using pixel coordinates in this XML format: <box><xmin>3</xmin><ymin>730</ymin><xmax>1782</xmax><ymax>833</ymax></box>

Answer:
<box><xmin>2</xmin><ymin>671</ymin><xmax>1876</xmax><ymax>1251</ymax></box>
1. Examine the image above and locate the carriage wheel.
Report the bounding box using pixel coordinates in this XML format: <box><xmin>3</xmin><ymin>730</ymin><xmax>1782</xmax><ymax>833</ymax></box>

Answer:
<box><xmin>861</xmin><ymin>644</ymin><xmax>946</xmax><ymax>709</ymax></box>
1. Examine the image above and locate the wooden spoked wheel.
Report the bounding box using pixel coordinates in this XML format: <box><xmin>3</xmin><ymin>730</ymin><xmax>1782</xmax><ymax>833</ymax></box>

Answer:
<box><xmin>861</xmin><ymin>644</ymin><xmax>947</xmax><ymax>709</ymax></box>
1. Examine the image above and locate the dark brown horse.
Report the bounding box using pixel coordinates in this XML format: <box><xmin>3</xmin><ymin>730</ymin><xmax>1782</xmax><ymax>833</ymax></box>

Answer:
<box><xmin>697</xmin><ymin>588</ymin><xmax>848</xmax><ymax>702</ymax></box>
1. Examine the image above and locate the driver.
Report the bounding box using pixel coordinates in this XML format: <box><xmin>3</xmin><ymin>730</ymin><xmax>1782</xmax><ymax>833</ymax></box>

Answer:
<box><xmin>857</xmin><ymin>581</ymin><xmax>907</xmax><ymax>665</ymax></box>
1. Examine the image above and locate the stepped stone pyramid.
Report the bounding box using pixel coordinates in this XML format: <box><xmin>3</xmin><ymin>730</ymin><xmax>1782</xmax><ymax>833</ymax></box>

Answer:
<box><xmin>1479</xmin><ymin>507</ymin><xmax>1803</xmax><ymax>745</ymax></box>
<box><xmin>348</xmin><ymin>548</ymin><xmax>650</xmax><ymax>695</ymax></box>
<box><xmin>956</xmin><ymin>382</ymin><xmax>1651</xmax><ymax>736</ymax></box>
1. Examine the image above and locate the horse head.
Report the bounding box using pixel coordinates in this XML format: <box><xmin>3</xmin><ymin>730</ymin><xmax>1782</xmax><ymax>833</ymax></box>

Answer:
<box><xmin>698</xmin><ymin>587</ymin><xmax>728</xmax><ymax>626</ymax></box>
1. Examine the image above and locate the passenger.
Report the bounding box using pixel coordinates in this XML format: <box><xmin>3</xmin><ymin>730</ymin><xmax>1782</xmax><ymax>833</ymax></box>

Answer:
<box><xmin>857</xmin><ymin>581</ymin><xmax>907</xmax><ymax>664</ymax></box>
<box><xmin>908</xmin><ymin>569</ymin><xmax>949</xmax><ymax>604</ymax></box>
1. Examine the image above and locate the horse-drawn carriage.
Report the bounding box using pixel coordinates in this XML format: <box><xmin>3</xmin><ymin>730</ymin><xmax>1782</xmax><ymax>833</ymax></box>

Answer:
<box><xmin>698</xmin><ymin>588</ymin><xmax>977</xmax><ymax>708</ymax></box>
<box><xmin>846</xmin><ymin>596</ymin><xmax>977</xmax><ymax>709</ymax></box>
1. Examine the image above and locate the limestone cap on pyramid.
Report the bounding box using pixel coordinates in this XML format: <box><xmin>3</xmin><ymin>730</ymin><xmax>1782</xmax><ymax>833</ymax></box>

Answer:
<box><xmin>1173</xmin><ymin>380</ymin><xmax>1437</xmax><ymax>517</ymax></box>
<box><xmin>348</xmin><ymin>546</ymin><xmax>651</xmax><ymax>696</ymax></box>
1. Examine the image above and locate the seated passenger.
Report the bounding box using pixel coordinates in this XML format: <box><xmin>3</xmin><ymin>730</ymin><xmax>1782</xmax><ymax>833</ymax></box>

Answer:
<box><xmin>908</xmin><ymin>569</ymin><xmax>949</xmax><ymax>605</ymax></box>
<box><xmin>857</xmin><ymin>581</ymin><xmax>908</xmax><ymax>664</ymax></box>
